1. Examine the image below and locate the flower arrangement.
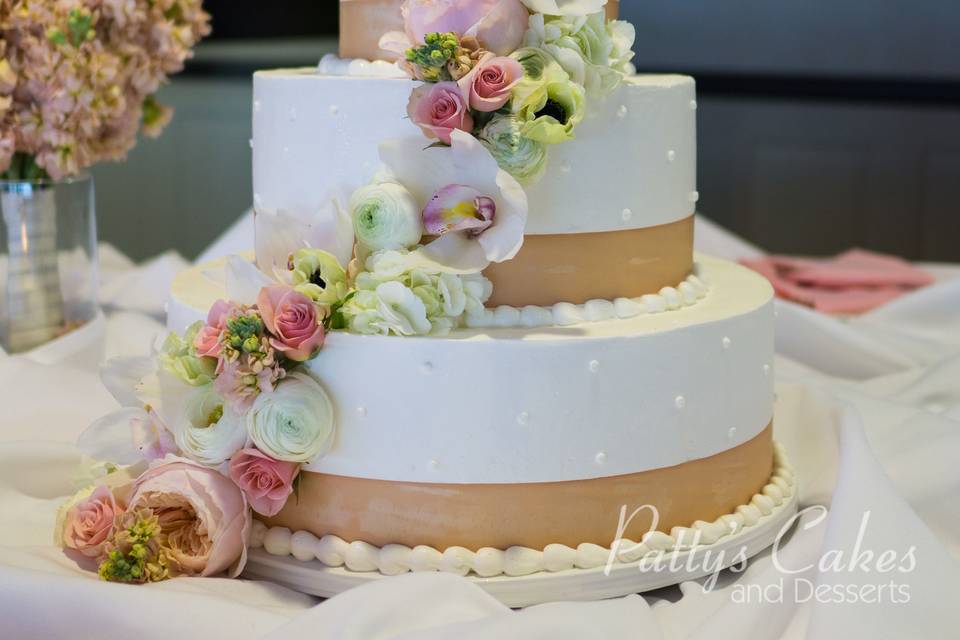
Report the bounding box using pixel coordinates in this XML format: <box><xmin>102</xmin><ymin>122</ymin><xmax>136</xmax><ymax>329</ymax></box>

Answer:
<box><xmin>0</xmin><ymin>0</ymin><xmax>211</xmax><ymax>180</ymax></box>
<box><xmin>379</xmin><ymin>0</ymin><xmax>634</xmax><ymax>184</ymax></box>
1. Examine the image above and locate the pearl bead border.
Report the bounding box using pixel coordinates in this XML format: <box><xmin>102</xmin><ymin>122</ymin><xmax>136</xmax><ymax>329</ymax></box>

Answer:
<box><xmin>250</xmin><ymin>442</ymin><xmax>794</xmax><ymax>578</ymax></box>
<box><xmin>464</xmin><ymin>264</ymin><xmax>710</xmax><ymax>330</ymax></box>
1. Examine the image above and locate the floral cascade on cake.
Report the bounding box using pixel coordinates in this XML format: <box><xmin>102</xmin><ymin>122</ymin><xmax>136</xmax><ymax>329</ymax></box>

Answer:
<box><xmin>58</xmin><ymin>0</ymin><xmax>648</xmax><ymax>583</ymax></box>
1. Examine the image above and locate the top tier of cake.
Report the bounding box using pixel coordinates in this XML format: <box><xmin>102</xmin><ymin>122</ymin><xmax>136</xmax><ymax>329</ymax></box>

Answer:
<box><xmin>253</xmin><ymin>69</ymin><xmax>696</xmax><ymax>237</ymax></box>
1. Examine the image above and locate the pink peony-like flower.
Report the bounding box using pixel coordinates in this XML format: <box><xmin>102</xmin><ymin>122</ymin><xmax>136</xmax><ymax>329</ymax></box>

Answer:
<box><xmin>128</xmin><ymin>456</ymin><xmax>250</xmax><ymax>577</ymax></box>
<box><xmin>460</xmin><ymin>54</ymin><xmax>524</xmax><ymax>112</ymax></box>
<box><xmin>423</xmin><ymin>184</ymin><xmax>497</xmax><ymax>236</ymax></box>
<box><xmin>401</xmin><ymin>0</ymin><xmax>529</xmax><ymax>56</ymax></box>
<box><xmin>194</xmin><ymin>299</ymin><xmax>234</xmax><ymax>358</ymax></box>
<box><xmin>408</xmin><ymin>82</ymin><xmax>474</xmax><ymax>145</ymax></box>
<box><xmin>256</xmin><ymin>286</ymin><xmax>325</xmax><ymax>362</ymax></box>
<box><xmin>61</xmin><ymin>485</ymin><xmax>122</xmax><ymax>558</ymax></box>
<box><xmin>228</xmin><ymin>448</ymin><xmax>300</xmax><ymax>517</ymax></box>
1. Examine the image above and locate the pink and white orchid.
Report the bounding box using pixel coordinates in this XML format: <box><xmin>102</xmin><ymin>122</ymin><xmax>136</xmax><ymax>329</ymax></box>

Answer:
<box><xmin>380</xmin><ymin>0</ymin><xmax>529</xmax><ymax>58</ymax></box>
<box><xmin>377</xmin><ymin>130</ymin><xmax>528</xmax><ymax>273</ymax></box>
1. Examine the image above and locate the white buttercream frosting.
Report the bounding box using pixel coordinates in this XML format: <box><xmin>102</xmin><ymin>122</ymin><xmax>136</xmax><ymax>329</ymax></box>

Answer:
<box><xmin>251</xmin><ymin>443</ymin><xmax>795</xmax><ymax>577</ymax></box>
<box><xmin>464</xmin><ymin>266</ymin><xmax>709</xmax><ymax>329</ymax></box>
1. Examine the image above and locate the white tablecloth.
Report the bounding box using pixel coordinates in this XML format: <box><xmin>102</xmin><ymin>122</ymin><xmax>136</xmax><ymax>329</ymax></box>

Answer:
<box><xmin>1</xmin><ymin>215</ymin><xmax>958</xmax><ymax>639</ymax></box>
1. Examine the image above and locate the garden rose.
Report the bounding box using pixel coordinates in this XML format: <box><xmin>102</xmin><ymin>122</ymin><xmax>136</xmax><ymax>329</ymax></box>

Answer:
<box><xmin>408</xmin><ymin>82</ymin><xmax>474</xmax><ymax>145</ymax></box>
<box><xmin>58</xmin><ymin>484</ymin><xmax>122</xmax><ymax>558</ymax></box>
<box><xmin>257</xmin><ymin>286</ymin><xmax>325</xmax><ymax>362</ymax></box>
<box><xmin>461</xmin><ymin>55</ymin><xmax>525</xmax><ymax>111</ymax></box>
<box><xmin>194</xmin><ymin>299</ymin><xmax>233</xmax><ymax>358</ymax></box>
<box><xmin>401</xmin><ymin>0</ymin><xmax>528</xmax><ymax>56</ymax></box>
<box><xmin>128</xmin><ymin>457</ymin><xmax>250</xmax><ymax>577</ymax></box>
<box><xmin>246</xmin><ymin>373</ymin><xmax>336</xmax><ymax>463</ymax></box>
<box><xmin>228</xmin><ymin>448</ymin><xmax>299</xmax><ymax>517</ymax></box>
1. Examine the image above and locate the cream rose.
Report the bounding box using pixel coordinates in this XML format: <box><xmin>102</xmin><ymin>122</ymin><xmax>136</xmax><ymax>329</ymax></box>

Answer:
<box><xmin>246</xmin><ymin>373</ymin><xmax>336</xmax><ymax>463</ymax></box>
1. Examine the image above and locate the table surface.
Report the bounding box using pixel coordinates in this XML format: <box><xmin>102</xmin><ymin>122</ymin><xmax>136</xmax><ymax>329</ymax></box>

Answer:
<box><xmin>1</xmin><ymin>216</ymin><xmax>958</xmax><ymax>640</ymax></box>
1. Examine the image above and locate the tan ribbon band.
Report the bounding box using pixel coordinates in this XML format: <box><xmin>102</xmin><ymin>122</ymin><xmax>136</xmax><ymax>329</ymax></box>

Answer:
<box><xmin>339</xmin><ymin>0</ymin><xmax>621</xmax><ymax>61</ymax></box>
<box><xmin>485</xmin><ymin>215</ymin><xmax>695</xmax><ymax>307</ymax></box>
<box><xmin>264</xmin><ymin>423</ymin><xmax>773</xmax><ymax>551</ymax></box>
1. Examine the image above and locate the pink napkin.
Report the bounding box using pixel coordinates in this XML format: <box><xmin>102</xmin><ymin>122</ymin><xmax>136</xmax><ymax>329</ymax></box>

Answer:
<box><xmin>741</xmin><ymin>249</ymin><xmax>933</xmax><ymax>314</ymax></box>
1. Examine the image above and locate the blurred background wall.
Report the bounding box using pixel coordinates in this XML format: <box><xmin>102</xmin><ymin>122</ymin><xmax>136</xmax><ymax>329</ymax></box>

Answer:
<box><xmin>93</xmin><ymin>0</ymin><xmax>960</xmax><ymax>262</ymax></box>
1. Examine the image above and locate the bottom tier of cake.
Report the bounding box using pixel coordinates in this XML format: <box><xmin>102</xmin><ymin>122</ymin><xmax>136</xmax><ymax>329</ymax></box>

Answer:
<box><xmin>168</xmin><ymin>253</ymin><xmax>776</xmax><ymax>559</ymax></box>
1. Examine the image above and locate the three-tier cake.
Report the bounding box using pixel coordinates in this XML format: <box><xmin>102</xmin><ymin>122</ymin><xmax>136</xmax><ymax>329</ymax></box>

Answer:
<box><xmin>162</xmin><ymin>0</ymin><xmax>792</xmax><ymax>584</ymax></box>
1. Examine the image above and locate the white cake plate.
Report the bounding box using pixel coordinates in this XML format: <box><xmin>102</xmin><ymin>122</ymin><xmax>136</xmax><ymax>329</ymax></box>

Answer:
<box><xmin>243</xmin><ymin>490</ymin><xmax>798</xmax><ymax>607</ymax></box>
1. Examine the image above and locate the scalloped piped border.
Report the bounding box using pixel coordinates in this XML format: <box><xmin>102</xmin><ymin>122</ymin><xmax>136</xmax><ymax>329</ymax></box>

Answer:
<box><xmin>250</xmin><ymin>441</ymin><xmax>794</xmax><ymax>578</ymax></box>
<box><xmin>464</xmin><ymin>264</ymin><xmax>710</xmax><ymax>330</ymax></box>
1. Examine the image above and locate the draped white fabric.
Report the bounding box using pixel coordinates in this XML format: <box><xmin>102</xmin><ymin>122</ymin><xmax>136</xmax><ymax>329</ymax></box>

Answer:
<box><xmin>1</xmin><ymin>214</ymin><xmax>958</xmax><ymax>639</ymax></box>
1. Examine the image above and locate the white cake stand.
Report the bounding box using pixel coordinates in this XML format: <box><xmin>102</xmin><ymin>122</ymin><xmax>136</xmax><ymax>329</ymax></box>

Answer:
<box><xmin>243</xmin><ymin>490</ymin><xmax>798</xmax><ymax>607</ymax></box>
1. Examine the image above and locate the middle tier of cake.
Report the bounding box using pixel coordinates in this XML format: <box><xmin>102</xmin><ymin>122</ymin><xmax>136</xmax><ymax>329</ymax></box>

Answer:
<box><xmin>252</xmin><ymin>69</ymin><xmax>698</xmax><ymax>306</ymax></box>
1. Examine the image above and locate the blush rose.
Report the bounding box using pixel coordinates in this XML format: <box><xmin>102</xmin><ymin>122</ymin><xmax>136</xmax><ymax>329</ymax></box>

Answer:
<box><xmin>60</xmin><ymin>484</ymin><xmax>122</xmax><ymax>558</ymax></box>
<box><xmin>228</xmin><ymin>448</ymin><xmax>299</xmax><ymax>517</ymax></box>
<box><xmin>461</xmin><ymin>55</ymin><xmax>524</xmax><ymax>112</ymax></box>
<box><xmin>257</xmin><ymin>285</ymin><xmax>325</xmax><ymax>362</ymax></box>
<box><xmin>408</xmin><ymin>82</ymin><xmax>474</xmax><ymax>145</ymax></box>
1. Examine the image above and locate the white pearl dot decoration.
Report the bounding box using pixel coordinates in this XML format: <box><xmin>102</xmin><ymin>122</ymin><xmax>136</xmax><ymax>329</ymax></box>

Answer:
<box><xmin>594</xmin><ymin>451</ymin><xmax>607</xmax><ymax>465</ymax></box>
<box><xmin>588</xmin><ymin>359</ymin><xmax>600</xmax><ymax>373</ymax></box>
<box><xmin>675</xmin><ymin>395</ymin><xmax>686</xmax><ymax>410</ymax></box>
<box><xmin>689</xmin><ymin>99</ymin><xmax>698</xmax><ymax>110</ymax></box>
<box><xmin>763</xmin><ymin>364</ymin><xmax>771</xmax><ymax>376</ymax></box>
<box><xmin>329</xmin><ymin>104</ymin><xmax>339</xmax><ymax>115</ymax></box>
<box><xmin>722</xmin><ymin>336</ymin><xmax>732</xmax><ymax>349</ymax></box>
<box><xmin>253</xmin><ymin>100</ymin><xmax>262</xmax><ymax>113</ymax></box>
<box><xmin>517</xmin><ymin>411</ymin><xmax>530</xmax><ymax>426</ymax></box>
<box><xmin>727</xmin><ymin>427</ymin><xmax>737</xmax><ymax>440</ymax></box>
<box><xmin>688</xmin><ymin>191</ymin><xmax>700</xmax><ymax>203</ymax></box>
<box><xmin>248</xmin><ymin>138</ymin><xmax>254</xmax><ymax>149</ymax></box>
<box><xmin>421</xmin><ymin>361</ymin><xmax>434</xmax><ymax>374</ymax></box>
<box><xmin>667</xmin><ymin>150</ymin><xmax>676</xmax><ymax>162</ymax></box>
<box><xmin>617</xmin><ymin>105</ymin><xmax>628</xmax><ymax>118</ymax></box>
<box><xmin>621</xmin><ymin>208</ymin><xmax>633</xmax><ymax>222</ymax></box>
<box><xmin>356</xmin><ymin>406</ymin><xmax>367</xmax><ymax>417</ymax></box>
<box><xmin>428</xmin><ymin>459</ymin><xmax>440</xmax><ymax>470</ymax></box>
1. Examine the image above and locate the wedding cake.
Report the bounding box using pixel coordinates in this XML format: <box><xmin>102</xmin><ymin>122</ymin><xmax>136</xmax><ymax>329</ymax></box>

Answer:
<box><xmin>66</xmin><ymin>0</ymin><xmax>793</xmax><ymax>590</ymax></box>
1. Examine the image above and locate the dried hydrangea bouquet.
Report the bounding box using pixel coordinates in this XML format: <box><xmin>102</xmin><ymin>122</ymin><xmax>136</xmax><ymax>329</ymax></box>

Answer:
<box><xmin>0</xmin><ymin>0</ymin><xmax>209</xmax><ymax>352</ymax></box>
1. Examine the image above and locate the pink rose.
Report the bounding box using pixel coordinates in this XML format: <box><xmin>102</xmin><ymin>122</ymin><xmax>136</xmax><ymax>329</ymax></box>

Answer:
<box><xmin>402</xmin><ymin>0</ymin><xmax>528</xmax><ymax>56</ymax></box>
<box><xmin>460</xmin><ymin>54</ymin><xmax>524</xmax><ymax>112</ymax></box>
<box><xmin>61</xmin><ymin>485</ymin><xmax>122</xmax><ymax>558</ymax></box>
<box><xmin>129</xmin><ymin>456</ymin><xmax>250</xmax><ymax>577</ymax></box>
<box><xmin>257</xmin><ymin>286</ymin><xmax>325</xmax><ymax>362</ymax></box>
<box><xmin>408</xmin><ymin>82</ymin><xmax>474</xmax><ymax>145</ymax></box>
<box><xmin>194</xmin><ymin>299</ymin><xmax>233</xmax><ymax>358</ymax></box>
<box><xmin>228</xmin><ymin>448</ymin><xmax>300</xmax><ymax>517</ymax></box>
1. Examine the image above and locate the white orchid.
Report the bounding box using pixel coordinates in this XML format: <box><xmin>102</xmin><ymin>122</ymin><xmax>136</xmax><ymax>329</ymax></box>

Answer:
<box><xmin>377</xmin><ymin>130</ymin><xmax>528</xmax><ymax>274</ymax></box>
<box><xmin>520</xmin><ymin>0</ymin><xmax>606</xmax><ymax>17</ymax></box>
<box><xmin>254</xmin><ymin>186</ymin><xmax>355</xmax><ymax>283</ymax></box>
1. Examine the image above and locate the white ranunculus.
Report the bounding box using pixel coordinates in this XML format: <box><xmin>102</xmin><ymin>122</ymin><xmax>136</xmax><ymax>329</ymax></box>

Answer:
<box><xmin>521</xmin><ymin>0</ymin><xmax>606</xmax><ymax>17</ymax></box>
<box><xmin>173</xmin><ymin>386</ymin><xmax>248</xmax><ymax>466</ymax></box>
<box><xmin>372</xmin><ymin>281</ymin><xmax>433</xmax><ymax>336</ymax></box>
<box><xmin>247</xmin><ymin>373</ymin><xmax>336</xmax><ymax>463</ymax></box>
<box><xmin>523</xmin><ymin>12</ymin><xmax>635</xmax><ymax>94</ymax></box>
<box><xmin>350</xmin><ymin>182</ymin><xmax>423</xmax><ymax>251</ymax></box>
<box><xmin>478</xmin><ymin>114</ymin><xmax>549</xmax><ymax>183</ymax></box>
